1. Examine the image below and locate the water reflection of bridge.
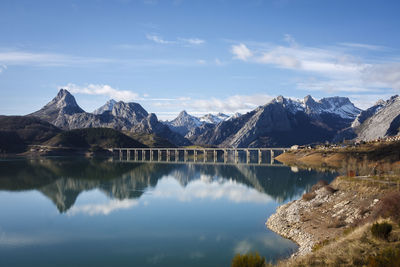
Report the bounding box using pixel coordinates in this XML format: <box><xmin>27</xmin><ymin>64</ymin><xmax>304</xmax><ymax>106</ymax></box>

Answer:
<box><xmin>111</xmin><ymin>147</ymin><xmax>289</xmax><ymax>165</ymax></box>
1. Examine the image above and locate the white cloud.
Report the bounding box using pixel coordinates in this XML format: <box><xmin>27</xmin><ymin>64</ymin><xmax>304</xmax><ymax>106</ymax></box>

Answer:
<box><xmin>179</xmin><ymin>38</ymin><xmax>205</xmax><ymax>45</ymax></box>
<box><xmin>231</xmin><ymin>43</ymin><xmax>253</xmax><ymax>61</ymax></box>
<box><xmin>284</xmin><ymin>33</ymin><xmax>298</xmax><ymax>47</ymax></box>
<box><xmin>61</xmin><ymin>83</ymin><xmax>140</xmax><ymax>101</ymax></box>
<box><xmin>147</xmin><ymin>35</ymin><xmax>205</xmax><ymax>46</ymax></box>
<box><xmin>339</xmin><ymin>42</ymin><xmax>387</xmax><ymax>51</ymax></box>
<box><xmin>146</xmin><ymin>34</ymin><xmax>176</xmax><ymax>44</ymax></box>
<box><xmin>153</xmin><ymin>94</ymin><xmax>274</xmax><ymax>118</ymax></box>
<box><xmin>258</xmin><ymin>50</ymin><xmax>301</xmax><ymax>68</ymax></box>
<box><xmin>68</xmin><ymin>199</ymin><xmax>138</xmax><ymax>216</ymax></box>
<box><xmin>0</xmin><ymin>64</ymin><xmax>7</xmax><ymax>74</ymax></box>
<box><xmin>348</xmin><ymin>93</ymin><xmax>394</xmax><ymax>110</ymax></box>
<box><xmin>215</xmin><ymin>58</ymin><xmax>223</xmax><ymax>66</ymax></box>
<box><xmin>362</xmin><ymin>63</ymin><xmax>400</xmax><ymax>90</ymax></box>
<box><xmin>190</xmin><ymin>94</ymin><xmax>273</xmax><ymax>113</ymax></box>
<box><xmin>0</xmin><ymin>51</ymin><xmax>112</xmax><ymax>67</ymax></box>
<box><xmin>229</xmin><ymin>35</ymin><xmax>400</xmax><ymax>97</ymax></box>
<box><xmin>197</xmin><ymin>59</ymin><xmax>206</xmax><ymax>65</ymax></box>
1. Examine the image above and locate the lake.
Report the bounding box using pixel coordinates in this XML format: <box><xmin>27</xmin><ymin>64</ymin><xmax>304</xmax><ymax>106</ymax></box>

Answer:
<box><xmin>0</xmin><ymin>157</ymin><xmax>337</xmax><ymax>266</ymax></box>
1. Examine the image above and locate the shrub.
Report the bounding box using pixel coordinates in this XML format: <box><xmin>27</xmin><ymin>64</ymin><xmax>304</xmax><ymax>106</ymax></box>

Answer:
<box><xmin>302</xmin><ymin>192</ymin><xmax>316</xmax><ymax>201</ymax></box>
<box><xmin>376</xmin><ymin>192</ymin><xmax>400</xmax><ymax>223</ymax></box>
<box><xmin>367</xmin><ymin>247</ymin><xmax>400</xmax><ymax>267</ymax></box>
<box><xmin>371</xmin><ymin>222</ymin><xmax>392</xmax><ymax>240</ymax></box>
<box><xmin>231</xmin><ymin>252</ymin><xmax>266</xmax><ymax>267</ymax></box>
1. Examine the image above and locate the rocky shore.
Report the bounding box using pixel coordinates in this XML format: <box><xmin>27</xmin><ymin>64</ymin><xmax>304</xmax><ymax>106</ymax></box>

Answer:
<box><xmin>266</xmin><ymin>176</ymin><xmax>386</xmax><ymax>258</ymax></box>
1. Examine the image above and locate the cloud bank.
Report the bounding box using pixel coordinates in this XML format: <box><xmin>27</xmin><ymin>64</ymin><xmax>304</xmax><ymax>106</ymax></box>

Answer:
<box><xmin>61</xmin><ymin>83</ymin><xmax>140</xmax><ymax>101</ymax></box>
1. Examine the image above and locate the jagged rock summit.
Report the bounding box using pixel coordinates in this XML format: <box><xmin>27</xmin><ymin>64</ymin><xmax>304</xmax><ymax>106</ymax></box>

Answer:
<box><xmin>335</xmin><ymin>95</ymin><xmax>400</xmax><ymax>142</ymax></box>
<box><xmin>199</xmin><ymin>113</ymin><xmax>229</xmax><ymax>124</ymax></box>
<box><xmin>30</xmin><ymin>89</ymin><xmax>85</xmax><ymax>121</ymax></box>
<box><xmin>29</xmin><ymin>89</ymin><xmax>191</xmax><ymax>146</ymax></box>
<box><xmin>93</xmin><ymin>99</ymin><xmax>117</xmax><ymax>114</ymax></box>
<box><xmin>188</xmin><ymin>95</ymin><xmax>362</xmax><ymax>148</ymax></box>
<box><xmin>164</xmin><ymin>110</ymin><xmax>203</xmax><ymax>136</ymax></box>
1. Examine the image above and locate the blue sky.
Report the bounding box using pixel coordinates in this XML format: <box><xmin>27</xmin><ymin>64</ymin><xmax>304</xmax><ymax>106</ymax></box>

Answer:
<box><xmin>1</xmin><ymin>0</ymin><xmax>400</xmax><ymax>119</ymax></box>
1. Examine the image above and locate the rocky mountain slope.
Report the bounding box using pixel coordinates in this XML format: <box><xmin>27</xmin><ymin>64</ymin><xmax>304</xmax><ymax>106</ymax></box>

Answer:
<box><xmin>335</xmin><ymin>95</ymin><xmax>400</xmax><ymax>142</ymax></box>
<box><xmin>189</xmin><ymin>95</ymin><xmax>361</xmax><ymax>147</ymax></box>
<box><xmin>164</xmin><ymin>110</ymin><xmax>203</xmax><ymax>136</ymax></box>
<box><xmin>92</xmin><ymin>99</ymin><xmax>117</xmax><ymax>114</ymax></box>
<box><xmin>30</xmin><ymin>89</ymin><xmax>190</xmax><ymax>146</ymax></box>
<box><xmin>199</xmin><ymin>113</ymin><xmax>229</xmax><ymax>124</ymax></box>
<box><xmin>164</xmin><ymin>110</ymin><xmax>230</xmax><ymax>137</ymax></box>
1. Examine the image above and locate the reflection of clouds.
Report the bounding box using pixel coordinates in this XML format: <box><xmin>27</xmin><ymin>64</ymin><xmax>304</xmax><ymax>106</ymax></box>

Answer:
<box><xmin>189</xmin><ymin>251</ymin><xmax>204</xmax><ymax>259</ymax></box>
<box><xmin>147</xmin><ymin>253</ymin><xmax>166</xmax><ymax>264</ymax></box>
<box><xmin>67</xmin><ymin>199</ymin><xmax>139</xmax><ymax>216</ymax></box>
<box><xmin>149</xmin><ymin>176</ymin><xmax>272</xmax><ymax>204</ymax></box>
<box><xmin>0</xmin><ymin>232</ymin><xmax>59</xmax><ymax>247</ymax></box>
<box><xmin>234</xmin><ymin>240</ymin><xmax>253</xmax><ymax>254</ymax></box>
<box><xmin>232</xmin><ymin>235</ymin><xmax>298</xmax><ymax>257</ymax></box>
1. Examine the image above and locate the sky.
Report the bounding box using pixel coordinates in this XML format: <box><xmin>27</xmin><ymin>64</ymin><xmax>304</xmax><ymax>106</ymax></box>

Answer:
<box><xmin>1</xmin><ymin>0</ymin><xmax>400</xmax><ymax>120</ymax></box>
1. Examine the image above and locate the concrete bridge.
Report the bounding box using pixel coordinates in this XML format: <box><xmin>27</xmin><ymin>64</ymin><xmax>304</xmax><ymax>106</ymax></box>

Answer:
<box><xmin>111</xmin><ymin>147</ymin><xmax>289</xmax><ymax>165</ymax></box>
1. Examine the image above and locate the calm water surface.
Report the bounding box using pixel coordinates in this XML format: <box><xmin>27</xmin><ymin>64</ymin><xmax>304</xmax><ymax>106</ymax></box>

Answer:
<box><xmin>0</xmin><ymin>157</ymin><xmax>336</xmax><ymax>266</ymax></box>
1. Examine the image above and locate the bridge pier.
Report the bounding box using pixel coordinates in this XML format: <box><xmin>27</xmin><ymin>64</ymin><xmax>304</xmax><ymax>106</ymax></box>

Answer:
<box><xmin>224</xmin><ymin>149</ymin><xmax>228</xmax><ymax>163</ymax></box>
<box><xmin>270</xmin><ymin>150</ymin><xmax>274</xmax><ymax>164</ymax></box>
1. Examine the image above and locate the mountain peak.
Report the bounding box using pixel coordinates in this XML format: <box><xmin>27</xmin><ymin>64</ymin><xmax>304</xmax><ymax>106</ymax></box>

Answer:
<box><xmin>276</xmin><ymin>95</ymin><xmax>286</xmax><ymax>103</ymax></box>
<box><xmin>303</xmin><ymin>95</ymin><xmax>316</xmax><ymax>104</ymax></box>
<box><xmin>54</xmin><ymin>89</ymin><xmax>80</xmax><ymax>107</ymax></box>
<box><xmin>93</xmin><ymin>99</ymin><xmax>118</xmax><ymax>115</ymax></box>
<box><xmin>30</xmin><ymin>89</ymin><xmax>85</xmax><ymax>119</ymax></box>
<box><xmin>178</xmin><ymin>110</ymin><xmax>189</xmax><ymax>117</ymax></box>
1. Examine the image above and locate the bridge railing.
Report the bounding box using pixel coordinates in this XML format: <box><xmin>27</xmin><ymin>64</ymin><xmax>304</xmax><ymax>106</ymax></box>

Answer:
<box><xmin>111</xmin><ymin>147</ymin><xmax>289</xmax><ymax>165</ymax></box>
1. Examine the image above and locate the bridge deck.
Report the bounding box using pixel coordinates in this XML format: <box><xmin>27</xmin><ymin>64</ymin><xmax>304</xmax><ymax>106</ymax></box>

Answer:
<box><xmin>112</xmin><ymin>147</ymin><xmax>289</xmax><ymax>165</ymax></box>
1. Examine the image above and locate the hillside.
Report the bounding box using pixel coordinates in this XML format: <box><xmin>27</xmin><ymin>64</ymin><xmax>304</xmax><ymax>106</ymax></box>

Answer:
<box><xmin>190</xmin><ymin>95</ymin><xmax>359</xmax><ymax>148</ymax></box>
<box><xmin>123</xmin><ymin>132</ymin><xmax>175</xmax><ymax>148</ymax></box>
<box><xmin>0</xmin><ymin>116</ymin><xmax>61</xmax><ymax>153</ymax></box>
<box><xmin>45</xmin><ymin>128</ymin><xmax>147</xmax><ymax>150</ymax></box>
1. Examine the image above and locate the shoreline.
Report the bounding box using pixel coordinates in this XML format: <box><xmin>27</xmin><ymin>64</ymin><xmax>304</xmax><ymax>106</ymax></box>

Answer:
<box><xmin>266</xmin><ymin>144</ymin><xmax>400</xmax><ymax>265</ymax></box>
<box><xmin>265</xmin><ymin>174</ymin><xmax>391</xmax><ymax>261</ymax></box>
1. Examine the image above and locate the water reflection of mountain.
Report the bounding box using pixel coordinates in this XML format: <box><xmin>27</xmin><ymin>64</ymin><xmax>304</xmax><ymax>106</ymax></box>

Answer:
<box><xmin>0</xmin><ymin>158</ymin><xmax>336</xmax><ymax>212</ymax></box>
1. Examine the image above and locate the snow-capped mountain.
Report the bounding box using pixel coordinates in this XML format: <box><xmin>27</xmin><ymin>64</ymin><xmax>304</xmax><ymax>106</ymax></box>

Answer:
<box><xmin>188</xmin><ymin>95</ymin><xmax>362</xmax><ymax>147</ymax></box>
<box><xmin>164</xmin><ymin>110</ymin><xmax>203</xmax><ymax>136</ymax></box>
<box><xmin>199</xmin><ymin>113</ymin><xmax>229</xmax><ymax>124</ymax></box>
<box><xmin>277</xmin><ymin>95</ymin><xmax>361</xmax><ymax>120</ymax></box>
<box><xmin>93</xmin><ymin>99</ymin><xmax>117</xmax><ymax>114</ymax></box>
<box><xmin>304</xmin><ymin>95</ymin><xmax>361</xmax><ymax>120</ymax></box>
<box><xmin>335</xmin><ymin>95</ymin><xmax>400</xmax><ymax>142</ymax></box>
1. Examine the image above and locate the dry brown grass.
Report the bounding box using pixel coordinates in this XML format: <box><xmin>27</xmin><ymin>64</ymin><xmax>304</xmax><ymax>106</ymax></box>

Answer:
<box><xmin>275</xmin><ymin>219</ymin><xmax>400</xmax><ymax>267</ymax></box>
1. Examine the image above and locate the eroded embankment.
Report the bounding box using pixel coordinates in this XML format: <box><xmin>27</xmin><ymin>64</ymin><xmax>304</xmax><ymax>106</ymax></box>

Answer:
<box><xmin>266</xmin><ymin>176</ymin><xmax>391</xmax><ymax>257</ymax></box>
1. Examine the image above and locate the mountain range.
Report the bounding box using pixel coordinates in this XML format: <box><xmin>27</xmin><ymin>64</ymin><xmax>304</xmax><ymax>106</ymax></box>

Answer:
<box><xmin>2</xmin><ymin>89</ymin><xmax>400</xmax><ymax>149</ymax></box>
<box><xmin>29</xmin><ymin>89</ymin><xmax>190</xmax><ymax>146</ymax></box>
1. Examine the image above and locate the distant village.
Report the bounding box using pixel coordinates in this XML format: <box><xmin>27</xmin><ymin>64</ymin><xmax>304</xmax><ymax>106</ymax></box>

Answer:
<box><xmin>291</xmin><ymin>134</ymin><xmax>400</xmax><ymax>151</ymax></box>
